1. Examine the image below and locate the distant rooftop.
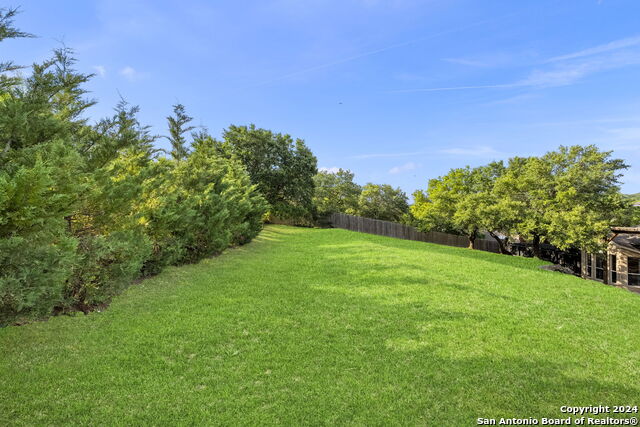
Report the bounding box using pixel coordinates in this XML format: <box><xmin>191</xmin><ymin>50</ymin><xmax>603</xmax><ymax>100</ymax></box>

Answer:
<box><xmin>613</xmin><ymin>233</ymin><xmax>640</xmax><ymax>253</ymax></box>
<box><xmin>611</xmin><ymin>226</ymin><xmax>640</xmax><ymax>254</ymax></box>
<box><xmin>611</xmin><ymin>226</ymin><xmax>640</xmax><ymax>234</ymax></box>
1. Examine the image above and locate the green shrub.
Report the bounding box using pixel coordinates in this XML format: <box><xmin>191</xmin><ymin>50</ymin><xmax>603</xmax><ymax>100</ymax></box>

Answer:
<box><xmin>66</xmin><ymin>230</ymin><xmax>151</xmax><ymax>308</ymax></box>
<box><xmin>0</xmin><ymin>144</ymin><xmax>81</xmax><ymax>324</ymax></box>
<box><xmin>139</xmin><ymin>146</ymin><xmax>268</xmax><ymax>275</ymax></box>
<box><xmin>0</xmin><ymin>232</ymin><xmax>77</xmax><ymax>325</ymax></box>
<box><xmin>219</xmin><ymin>158</ymin><xmax>269</xmax><ymax>245</ymax></box>
<box><xmin>65</xmin><ymin>142</ymin><xmax>155</xmax><ymax>308</ymax></box>
<box><xmin>0</xmin><ymin>14</ymin><xmax>270</xmax><ymax>324</ymax></box>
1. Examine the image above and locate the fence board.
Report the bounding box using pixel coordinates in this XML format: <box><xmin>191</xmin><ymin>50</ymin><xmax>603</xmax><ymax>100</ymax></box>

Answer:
<box><xmin>328</xmin><ymin>212</ymin><xmax>500</xmax><ymax>254</ymax></box>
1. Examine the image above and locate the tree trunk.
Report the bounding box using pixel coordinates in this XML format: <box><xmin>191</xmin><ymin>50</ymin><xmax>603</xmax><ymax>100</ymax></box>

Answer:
<box><xmin>468</xmin><ymin>231</ymin><xmax>477</xmax><ymax>249</ymax></box>
<box><xmin>602</xmin><ymin>253</ymin><xmax>609</xmax><ymax>285</ymax></box>
<box><xmin>532</xmin><ymin>233</ymin><xmax>542</xmax><ymax>259</ymax></box>
<box><xmin>488</xmin><ymin>231</ymin><xmax>511</xmax><ymax>255</ymax></box>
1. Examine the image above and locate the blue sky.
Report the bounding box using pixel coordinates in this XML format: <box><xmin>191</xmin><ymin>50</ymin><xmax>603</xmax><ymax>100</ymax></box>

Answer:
<box><xmin>4</xmin><ymin>0</ymin><xmax>640</xmax><ymax>195</ymax></box>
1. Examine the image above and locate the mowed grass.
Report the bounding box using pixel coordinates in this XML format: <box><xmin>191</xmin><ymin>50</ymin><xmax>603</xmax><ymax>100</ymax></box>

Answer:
<box><xmin>1</xmin><ymin>226</ymin><xmax>639</xmax><ymax>425</ymax></box>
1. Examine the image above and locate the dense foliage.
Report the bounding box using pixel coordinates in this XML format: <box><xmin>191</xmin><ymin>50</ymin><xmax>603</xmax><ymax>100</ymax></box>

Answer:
<box><xmin>219</xmin><ymin>124</ymin><xmax>318</xmax><ymax>224</ymax></box>
<box><xmin>312</xmin><ymin>169</ymin><xmax>410</xmax><ymax>222</ymax></box>
<box><xmin>0</xmin><ymin>9</ymin><xmax>267</xmax><ymax>325</ymax></box>
<box><xmin>356</xmin><ymin>183</ymin><xmax>409</xmax><ymax>222</ymax></box>
<box><xmin>312</xmin><ymin>168</ymin><xmax>361</xmax><ymax>217</ymax></box>
<box><xmin>412</xmin><ymin>145</ymin><xmax>635</xmax><ymax>257</ymax></box>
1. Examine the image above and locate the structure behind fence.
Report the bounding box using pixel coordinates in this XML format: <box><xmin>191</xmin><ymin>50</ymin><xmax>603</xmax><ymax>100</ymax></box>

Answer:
<box><xmin>329</xmin><ymin>212</ymin><xmax>500</xmax><ymax>253</ymax></box>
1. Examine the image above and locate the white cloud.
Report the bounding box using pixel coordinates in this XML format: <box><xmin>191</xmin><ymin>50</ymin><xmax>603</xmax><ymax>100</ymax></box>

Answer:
<box><xmin>120</xmin><ymin>66</ymin><xmax>145</xmax><ymax>81</ymax></box>
<box><xmin>440</xmin><ymin>146</ymin><xmax>502</xmax><ymax>158</ymax></box>
<box><xmin>442</xmin><ymin>52</ymin><xmax>519</xmax><ymax>68</ymax></box>
<box><xmin>249</xmin><ymin>14</ymin><xmax>515</xmax><ymax>88</ymax></box>
<box><xmin>518</xmin><ymin>52</ymin><xmax>640</xmax><ymax>88</ymax></box>
<box><xmin>546</xmin><ymin>35</ymin><xmax>640</xmax><ymax>63</ymax></box>
<box><xmin>522</xmin><ymin>38</ymin><xmax>640</xmax><ymax>88</ymax></box>
<box><xmin>518</xmin><ymin>63</ymin><xmax>593</xmax><ymax>88</ymax></box>
<box><xmin>389</xmin><ymin>54</ymin><xmax>640</xmax><ymax>93</ymax></box>
<box><xmin>388</xmin><ymin>161</ymin><xmax>418</xmax><ymax>174</ymax></box>
<box><xmin>483</xmin><ymin>93</ymin><xmax>541</xmax><ymax>106</ymax></box>
<box><xmin>319</xmin><ymin>166</ymin><xmax>341</xmax><ymax>173</ymax></box>
<box><xmin>93</xmin><ymin>65</ymin><xmax>106</xmax><ymax>77</ymax></box>
<box><xmin>390</xmin><ymin>35</ymin><xmax>640</xmax><ymax>93</ymax></box>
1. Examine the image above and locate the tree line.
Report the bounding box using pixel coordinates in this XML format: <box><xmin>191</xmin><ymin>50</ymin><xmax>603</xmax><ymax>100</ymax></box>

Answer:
<box><xmin>0</xmin><ymin>9</ymin><xmax>319</xmax><ymax>325</ymax></box>
<box><xmin>411</xmin><ymin>146</ymin><xmax>640</xmax><ymax>257</ymax></box>
<box><xmin>313</xmin><ymin>169</ymin><xmax>410</xmax><ymax>223</ymax></box>
<box><xmin>315</xmin><ymin>147</ymin><xmax>639</xmax><ymax>258</ymax></box>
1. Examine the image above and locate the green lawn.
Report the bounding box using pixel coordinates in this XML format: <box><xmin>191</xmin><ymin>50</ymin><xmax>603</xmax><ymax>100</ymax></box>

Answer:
<box><xmin>2</xmin><ymin>225</ymin><xmax>639</xmax><ymax>425</ymax></box>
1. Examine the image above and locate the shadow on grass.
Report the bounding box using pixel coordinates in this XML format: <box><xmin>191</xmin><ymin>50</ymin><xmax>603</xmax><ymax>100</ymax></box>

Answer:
<box><xmin>401</xmin><ymin>353</ymin><xmax>640</xmax><ymax>421</ymax></box>
<box><xmin>289</xmin><ymin>280</ymin><xmax>640</xmax><ymax>422</ymax></box>
<box><xmin>254</xmin><ymin>278</ymin><xmax>640</xmax><ymax>422</ymax></box>
<box><xmin>322</xmin><ymin>228</ymin><xmax>549</xmax><ymax>272</ymax></box>
<box><xmin>311</xmin><ymin>245</ymin><xmax>526</xmax><ymax>303</ymax></box>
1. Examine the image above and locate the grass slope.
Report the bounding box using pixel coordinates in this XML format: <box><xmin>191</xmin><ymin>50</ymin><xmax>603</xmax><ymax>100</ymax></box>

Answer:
<box><xmin>1</xmin><ymin>226</ymin><xmax>639</xmax><ymax>425</ymax></box>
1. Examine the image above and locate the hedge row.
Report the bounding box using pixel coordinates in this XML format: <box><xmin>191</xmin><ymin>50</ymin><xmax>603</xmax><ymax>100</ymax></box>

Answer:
<box><xmin>0</xmin><ymin>50</ymin><xmax>267</xmax><ymax>325</ymax></box>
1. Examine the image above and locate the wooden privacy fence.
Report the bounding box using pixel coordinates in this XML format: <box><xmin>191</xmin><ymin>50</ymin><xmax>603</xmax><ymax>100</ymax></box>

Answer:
<box><xmin>329</xmin><ymin>212</ymin><xmax>501</xmax><ymax>254</ymax></box>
